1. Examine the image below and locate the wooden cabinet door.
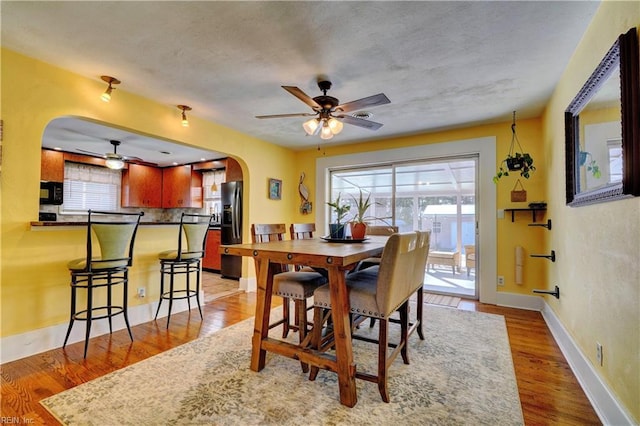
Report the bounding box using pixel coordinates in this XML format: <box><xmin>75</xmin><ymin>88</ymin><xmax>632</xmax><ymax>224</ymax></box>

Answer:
<box><xmin>202</xmin><ymin>229</ymin><xmax>221</xmax><ymax>270</ymax></box>
<box><xmin>225</xmin><ymin>157</ymin><xmax>243</xmax><ymax>182</ymax></box>
<box><xmin>40</xmin><ymin>149</ymin><xmax>64</xmax><ymax>182</ymax></box>
<box><xmin>122</xmin><ymin>164</ymin><xmax>162</xmax><ymax>208</ymax></box>
<box><xmin>162</xmin><ymin>165</ymin><xmax>191</xmax><ymax>208</ymax></box>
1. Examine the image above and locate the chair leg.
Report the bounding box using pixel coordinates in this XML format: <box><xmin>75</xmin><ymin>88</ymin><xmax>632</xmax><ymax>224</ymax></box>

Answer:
<box><xmin>186</xmin><ymin>264</ymin><xmax>192</xmax><ymax>312</ymax></box>
<box><xmin>122</xmin><ymin>270</ymin><xmax>133</xmax><ymax>342</ymax></box>
<box><xmin>154</xmin><ymin>264</ymin><xmax>165</xmax><ymax>320</ymax></box>
<box><xmin>309</xmin><ymin>306</ymin><xmax>324</xmax><ymax>381</ymax></box>
<box><xmin>83</xmin><ymin>276</ymin><xmax>93</xmax><ymax>359</ymax></box>
<box><xmin>107</xmin><ymin>272</ymin><xmax>113</xmax><ymax>334</ymax></box>
<box><xmin>166</xmin><ymin>264</ymin><xmax>175</xmax><ymax>329</ymax></box>
<box><xmin>377</xmin><ymin>318</ymin><xmax>390</xmax><ymax>403</ymax></box>
<box><xmin>195</xmin><ymin>262</ymin><xmax>203</xmax><ymax>320</ymax></box>
<box><xmin>416</xmin><ymin>289</ymin><xmax>425</xmax><ymax>340</ymax></box>
<box><xmin>281</xmin><ymin>297</ymin><xmax>291</xmax><ymax>338</ymax></box>
<box><xmin>296</xmin><ymin>299</ymin><xmax>310</xmax><ymax>373</ymax></box>
<box><xmin>399</xmin><ymin>301</ymin><xmax>410</xmax><ymax>365</ymax></box>
<box><xmin>63</xmin><ymin>276</ymin><xmax>77</xmax><ymax>348</ymax></box>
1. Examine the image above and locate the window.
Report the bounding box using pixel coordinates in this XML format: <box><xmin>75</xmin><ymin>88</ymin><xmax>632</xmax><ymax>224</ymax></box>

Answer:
<box><xmin>63</xmin><ymin>162</ymin><xmax>120</xmax><ymax>211</ymax></box>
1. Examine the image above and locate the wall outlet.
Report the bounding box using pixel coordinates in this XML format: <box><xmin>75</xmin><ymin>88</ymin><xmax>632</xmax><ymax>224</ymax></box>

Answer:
<box><xmin>596</xmin><ymin>342</ymin><xmax>603</xmax><ymax>366</ymax></box>
<box><xmin>497</xmin><ymin>276</ymin><xmax>505</xmax><ymax>286</ymax></box>
<box><xmin>137</xmin><ymin>287</ymin><xmax>146</xmax><ymax>298</ymax></box>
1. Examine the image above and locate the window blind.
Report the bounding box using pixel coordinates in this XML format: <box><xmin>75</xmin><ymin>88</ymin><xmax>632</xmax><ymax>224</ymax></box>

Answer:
<box><xmin>63</xmin><ymin>162</ymin><xmax>120</xmax><ymax>211</ymax></box>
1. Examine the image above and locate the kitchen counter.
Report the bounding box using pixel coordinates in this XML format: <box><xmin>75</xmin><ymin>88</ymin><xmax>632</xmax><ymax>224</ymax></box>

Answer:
<box><xmin>30</xmin><ymin>221</ymin><xmax>222</xmax><ymax>228</ymax></box>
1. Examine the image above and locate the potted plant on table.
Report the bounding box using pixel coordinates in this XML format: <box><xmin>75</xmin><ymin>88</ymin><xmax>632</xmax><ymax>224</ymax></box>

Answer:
<box><xmin>579</xmin><ymin>151</ymin><xmax>602</xmax><ymax>178</ymax></box>
<box><xmin>349</xmin><ymin>189</ymin><xmax>375</xmax><ymax>239</ymax></box>
<box><xmin>326</xmin><ymin>193</ymin><xmax>350</xmax><ymax>239</ymax></box>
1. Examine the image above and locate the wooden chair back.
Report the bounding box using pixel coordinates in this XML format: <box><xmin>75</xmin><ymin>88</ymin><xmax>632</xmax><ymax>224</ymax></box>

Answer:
<box><xmin>290</xmin><ymin>223</ymin><xmax>316</xmax><ymax>240</ymax></box>
<box><xmin>251</xmin><ymin>223</ymin><xmax>287</xmax><ymax>243</ymax></box>
<box><xmin>366</xmin><ymin>225</ymin><xmax>399</xmax><ymax>236</ymax></box>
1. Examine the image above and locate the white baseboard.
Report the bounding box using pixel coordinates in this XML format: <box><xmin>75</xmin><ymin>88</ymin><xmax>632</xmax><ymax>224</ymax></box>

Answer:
<box><xmin>541</xmin><ymin>301</ymin><xmax>635</xmax><ymax>425</ymax></box>
<box><xmin>0</xmin><ymin>292</ymin><xmax>202</xmax><ymax>364</ymax></box>
<box><xmin>240</xmin><ymin>276</ymin><xmax>256</xmax><ymax>292</ymax></box>
<box><xmin>495</xmin><ymin>290</ymin><xmax>544</xmax><ymax>311</ymax></box>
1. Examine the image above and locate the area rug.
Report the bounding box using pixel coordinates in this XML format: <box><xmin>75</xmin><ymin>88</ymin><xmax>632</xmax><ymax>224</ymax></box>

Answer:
<box><xmin>41</xmin><ymin>305</ymin><xmax>523</xmax><ymax>425</ymax></box>
<box><xmin>424</xmin><ymin>292</ymin><xmax>461</xmax><ymax>308</ymax></box>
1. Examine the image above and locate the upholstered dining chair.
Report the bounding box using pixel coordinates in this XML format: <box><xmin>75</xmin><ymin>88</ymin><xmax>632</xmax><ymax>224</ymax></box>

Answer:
<box><xmin>251</xmin><ymin>223</ymin><xmax>327</xmax><ymax>372</ymax></box>
<box><xmin>354</xmin><ymin>225</ymin><xmax>399</xmax><ymax>272</ymax></box>
<box><xmin>155</xmin><ymin>213</ymin><xmax>213</xmax><ymax>328</ymax></box>
<box><xmin>310</xmin><ymin>231</ymin><xmax>429</xmax><ymax>402</ymax></box>
<box><xmin>63</xmin><ymin>210</ymin><xmax>144</xmax><ymax>358</ymax></box>
<box><xmin>464</xmin><ymin>244</ymin><xmax>476</xmax><ymax>276</ymax></box>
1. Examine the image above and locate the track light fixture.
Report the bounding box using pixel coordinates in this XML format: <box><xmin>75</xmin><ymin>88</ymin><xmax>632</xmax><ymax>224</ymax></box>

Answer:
<box><xmin>178</xmin><ymin>105</ymin><xmax>192</xmax><ymax>127</ymax></box>
<box><xmin>100</xmin><ymin>76</ymin><xmax>121</xmax><ymax>102</ymax></box>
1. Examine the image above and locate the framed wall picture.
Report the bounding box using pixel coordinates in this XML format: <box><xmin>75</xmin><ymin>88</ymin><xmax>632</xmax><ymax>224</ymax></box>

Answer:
<box><xmin>268</xmin><ymin>178</ymin><xmax>282</xmax><ymax>200</ymax></box>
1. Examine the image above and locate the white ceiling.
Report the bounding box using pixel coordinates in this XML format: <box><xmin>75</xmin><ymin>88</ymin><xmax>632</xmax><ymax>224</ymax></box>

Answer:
<box><xmin>2</xmin><ymin>1</ymin><xmax>600</xmax><ymax>163</ymax></box>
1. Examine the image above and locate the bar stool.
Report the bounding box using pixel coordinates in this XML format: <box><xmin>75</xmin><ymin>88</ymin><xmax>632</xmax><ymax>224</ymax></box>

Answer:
<box><xmin>63</xmin><ymin>210</ymin><xmax>144</xmax><ymax>358</ymax></box>
<box><xmin>155</xmin><ymin>213</ymin><xmax>213</xmax><ymax>328</ymax></box>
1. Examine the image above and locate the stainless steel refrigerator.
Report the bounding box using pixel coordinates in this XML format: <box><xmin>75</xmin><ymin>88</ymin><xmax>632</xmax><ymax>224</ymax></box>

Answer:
<box><xmin>221</xmin><ymin>181</ymin><xmax>243</xmax><ymax>279</ymax></box>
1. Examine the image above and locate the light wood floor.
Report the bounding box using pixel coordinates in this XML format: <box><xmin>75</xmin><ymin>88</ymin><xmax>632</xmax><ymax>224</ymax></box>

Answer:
<box><xmin>1</xmin><ymin>273</ymin><xmax>601</xmax><ymax>425</ymax></box>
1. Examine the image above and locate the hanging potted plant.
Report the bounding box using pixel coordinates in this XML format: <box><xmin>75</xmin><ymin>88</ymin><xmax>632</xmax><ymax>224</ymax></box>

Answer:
<box><xmin>493</xmin><ymin>111</ymin><xmax>537</xmax><ymax>183</ymax></box>
<box><xmin>326</xmin><ymin>193</ymin><xmax>350</xmax><ymax>239</ymax></box>
<box><xmin>349</xmin><ymin>189</ymin><xmax>374</xmax><ymax>239</ymax></box>
<box><xmin>579</xmin><ymin>151</ymin><xmax>602</xmax><ymax>178</ymax></box>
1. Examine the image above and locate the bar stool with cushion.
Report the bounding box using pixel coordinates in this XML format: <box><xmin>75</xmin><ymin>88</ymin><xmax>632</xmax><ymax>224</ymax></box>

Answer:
<box><xmin>251</xmin><ymin>223</ymin><xmax>327</xmax><ymax>372</ymax></box>
<box><xmin>63</xmin><ymin>210</ymin><xmax>144</xmax><ymax>358</ymax></box>
<box><xmin>155</xmin><ymin>213</ymin><xmax>213</xmax><ymax>328</ymax></box>
<box><xmin>311</xmin><ymin>231</ymin><xmax>429</xmax><ymax>402</ymax></box>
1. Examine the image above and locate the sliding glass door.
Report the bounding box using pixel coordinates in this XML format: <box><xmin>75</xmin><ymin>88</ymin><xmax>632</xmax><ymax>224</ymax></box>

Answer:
<box><xmin>330</xmin><ymin>155</ymin><xmax>478</xmax><ymax>299</ymax></box>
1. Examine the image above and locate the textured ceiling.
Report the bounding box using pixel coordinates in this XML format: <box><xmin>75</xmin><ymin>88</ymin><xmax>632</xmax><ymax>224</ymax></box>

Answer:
<box><xmin>2</xmin><ymin>1</ymin><xmax>600</xmax><ymax>162</ymax></box>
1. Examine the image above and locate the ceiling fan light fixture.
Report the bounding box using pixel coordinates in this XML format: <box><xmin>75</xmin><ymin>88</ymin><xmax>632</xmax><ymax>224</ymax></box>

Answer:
<box><xmin>178</xmin><ymin>105</ymin><xmax>192</xmax><ymax>127</ymax></box>
<box><xmin>303</xmin><ymin>118</ymin><xmax>320</xmax><ymax>135</ymax></box>
<box><xmin>320</xmin><ymin>122</ymin><xmax>334</xmax><ymax>140</ymax></box>
<box><xmin>100</xmin><ymin>76</ymin><xmax>120</xmax><ymax>103</ymax></box>
<box><xmin>105</xmin><ymin>155</ymin><xmax>125</xmax><ymax>170</ymax></box>
<box><xmin>327</xmin><ymin>117</ymin><xmax>343</xmax><ymax>134</ymax></box>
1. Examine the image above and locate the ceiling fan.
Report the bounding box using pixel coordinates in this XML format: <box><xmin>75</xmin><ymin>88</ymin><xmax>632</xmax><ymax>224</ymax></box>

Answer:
<box><xmin>76</xmin><ymin>140</ymin><xmax>145</xmax><ymax>169</ymax></box>
<box><xmin>256</xmin><ymin>80</ymin><xmax>391</xmax><ymax>140</ymax></box>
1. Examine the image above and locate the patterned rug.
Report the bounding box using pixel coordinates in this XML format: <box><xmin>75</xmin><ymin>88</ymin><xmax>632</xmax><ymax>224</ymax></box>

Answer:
<box><xmin>41</xmin><ymin>305</ymin><xmax>523</xmax><ymax>425</ymax></box>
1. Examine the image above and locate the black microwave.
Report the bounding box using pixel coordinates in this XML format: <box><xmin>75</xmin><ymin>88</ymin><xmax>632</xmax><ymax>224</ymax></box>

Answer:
<box><xmin>40</xmin><ymin>181</ymin><xmax>63</xmax><ymax>205</ymax></box>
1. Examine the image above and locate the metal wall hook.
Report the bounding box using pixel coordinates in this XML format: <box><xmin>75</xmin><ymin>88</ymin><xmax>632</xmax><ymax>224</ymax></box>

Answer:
<box><xmin>530</xmin><ymin>250</ymin><xmax>556</xmax><ymax>262</ymax></box>
<box><xmin>533</xmin><ymin>285</ymin><xmax>560</xmax><ymax>299</ymax></box>
<box><xmin>528</xmin><ymin>219</ymin><xmax>552</xmax><ymax>230</ymax></box>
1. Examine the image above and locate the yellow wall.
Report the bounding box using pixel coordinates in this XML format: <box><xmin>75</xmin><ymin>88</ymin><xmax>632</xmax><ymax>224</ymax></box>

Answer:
<box><xmin>0</xmin><ymin>49</ymin><xmax>300</xmax><ymax>337</ymax></box>
<box><xmin>293</xmin><ymin>118</ymin><xmax>547</xmax><ymax>293</ymax></box>
<box><xmin>542</xmin><ymin>1</ymin><xmax>639</xmax><ymax>421</ymax></box>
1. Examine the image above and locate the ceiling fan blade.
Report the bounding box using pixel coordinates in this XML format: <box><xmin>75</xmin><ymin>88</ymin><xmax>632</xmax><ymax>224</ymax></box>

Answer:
<box><xmin>282</xmin><ymin>86</ymin><xmax>321</xmax><ymax>110</ymax></box>
<box><xmin>336</xmin><ymin>93</ymin><xmax>391</xmax><ymax>113</ymax></box>
<box><xmin>336</xmin><ymin>114</ymin><xmax>384</xmax><ymax>131</ymax></box>
<box><xmin>255</xmin><ymin>113</ymin><xmax>317</xmax><ymax>119</ymax></box>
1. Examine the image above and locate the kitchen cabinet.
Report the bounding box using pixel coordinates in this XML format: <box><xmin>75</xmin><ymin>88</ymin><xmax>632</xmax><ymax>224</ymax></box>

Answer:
<box><xmin>202</xmin><ymin>228</ymin><xmax>221</xmax><ymax>271</ymax></box>
<box><xmin>40</xmin><ymin>149</ymin><xmax>64</xmax><ymax>181</ymax></box>
<box><xmin>121</xmin><ymin>163</ymin><xmax>162</xmax><ymax>208</ymax></box>
<box><xmin>225</xmin><ymin>157</ymin><xmax>243</xmax><ymax>182</ymax></box>
<box><xmin>162</xmin><ymin>165</ymin><xmax>203</xmax><ymax>208</ymax></box>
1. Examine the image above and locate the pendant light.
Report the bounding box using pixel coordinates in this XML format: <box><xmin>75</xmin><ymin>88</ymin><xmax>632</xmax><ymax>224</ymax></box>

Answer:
<box><xmin>210</xmin><ymin>171</ymin><xmax>219</xmax><ymax>193</ymax></box>
<box><xmin>178</xmin><ymin>105</ymin><xmax>192</xmax><ymax>127</ymax></box>
<box><xmin>100</xmin><ymin>76</ymin><xmax>121</xmax><ymax>102</ymax></box>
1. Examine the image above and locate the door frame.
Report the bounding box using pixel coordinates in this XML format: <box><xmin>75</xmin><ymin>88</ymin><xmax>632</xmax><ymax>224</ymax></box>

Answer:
<box><xmin>316</xmin><ymin>136</ymin><xmax>497</xmax><ymax>304</ymax></box>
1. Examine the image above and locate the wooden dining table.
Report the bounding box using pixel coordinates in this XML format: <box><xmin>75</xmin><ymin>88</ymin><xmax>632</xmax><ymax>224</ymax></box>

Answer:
<box><xmin>220</xmin><ymin>236</ymin><xmax>387</xmax><ymax>407</ymax></box>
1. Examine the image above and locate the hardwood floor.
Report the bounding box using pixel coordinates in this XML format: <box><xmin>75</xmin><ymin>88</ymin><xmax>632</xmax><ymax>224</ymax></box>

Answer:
<box><xmin>1</xmin><ymin>279</ymin><xmax>601</xmax><ymax>425</ymax></box>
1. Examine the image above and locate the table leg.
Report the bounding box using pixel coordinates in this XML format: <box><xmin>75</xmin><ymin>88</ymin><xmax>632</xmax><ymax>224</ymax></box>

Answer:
<box><xmin>327</xmin><ymin>266</ymin><xmax>358</xmax><ymax>407</ymax></box>
<box><xmin>250</xmin><ymin>258</ymin><xmax>275</xmax><ymax>372</ymax></box>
